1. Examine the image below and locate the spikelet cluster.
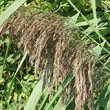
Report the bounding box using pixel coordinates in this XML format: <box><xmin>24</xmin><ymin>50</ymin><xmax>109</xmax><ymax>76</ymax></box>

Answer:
<box><xmin>0</xmin><ymin>7</ymin><xmax>97</xmax><ymax>110</ymax></box>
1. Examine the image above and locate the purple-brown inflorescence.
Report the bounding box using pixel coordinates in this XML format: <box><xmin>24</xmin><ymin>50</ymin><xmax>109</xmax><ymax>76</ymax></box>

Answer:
<box><xmin>0</xmin><ymin>7</ymin><xmax>97</xmax><ymax>110</ymax></box>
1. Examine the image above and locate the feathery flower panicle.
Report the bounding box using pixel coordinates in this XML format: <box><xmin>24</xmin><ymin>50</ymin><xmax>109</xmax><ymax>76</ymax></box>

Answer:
<box><xmin>0</xmin><ymin>7</ymin><xmax>96</xmax><ymax>110</ymax></box>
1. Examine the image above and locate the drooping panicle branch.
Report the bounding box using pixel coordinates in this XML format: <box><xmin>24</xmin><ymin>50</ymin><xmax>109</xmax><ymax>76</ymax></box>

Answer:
<box><xmin>0</xmin><ymin>7</ymin><xmax>96</xmax><ymax>110</ymax></box>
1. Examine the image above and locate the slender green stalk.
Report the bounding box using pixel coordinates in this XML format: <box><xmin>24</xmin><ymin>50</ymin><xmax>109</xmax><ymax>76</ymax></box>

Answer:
<box><xmin>90</xmin><ymin>0</ymin><xmax>98</xmax><ymax>30</ymax></box>
<box><xmin>67</xmin><ymin>0</ymin><xmax>110</xmax><ymax>48</ymax></box>
<box><xmin>5</xmin><ymin>51</ymin><xmax>28</xmax><ymax>102</ymax></box>
<box><xmin>1</xmin><ymin>39</ymin><xmax>10</xmax><ymax>77</ymax></box>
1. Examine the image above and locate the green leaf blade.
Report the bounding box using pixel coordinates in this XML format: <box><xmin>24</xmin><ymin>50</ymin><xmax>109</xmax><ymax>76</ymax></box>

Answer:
<box><xmin>0</xmin><ymin>0</ymin><xmax>27</xmax><ymax>26</ymax></box>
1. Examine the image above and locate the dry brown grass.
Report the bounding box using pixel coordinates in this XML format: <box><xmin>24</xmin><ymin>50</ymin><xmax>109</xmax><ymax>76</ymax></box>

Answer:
<box><xmin>0</xmin><ymin>7</ymin><xmax>97</xmax><ymax>110</ymax></box>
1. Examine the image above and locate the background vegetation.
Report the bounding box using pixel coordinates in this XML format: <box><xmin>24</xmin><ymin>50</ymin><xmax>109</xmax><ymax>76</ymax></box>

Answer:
<box><xmin>0</xmin><ymin>0</ymin><xmax>110</xmax><ymax>110</ymax></box>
